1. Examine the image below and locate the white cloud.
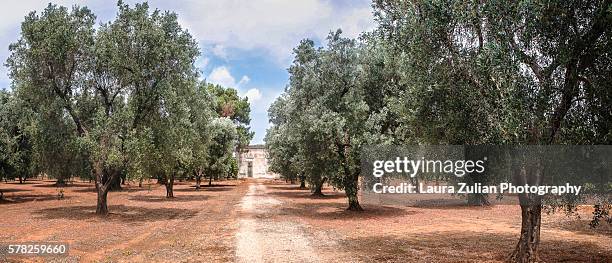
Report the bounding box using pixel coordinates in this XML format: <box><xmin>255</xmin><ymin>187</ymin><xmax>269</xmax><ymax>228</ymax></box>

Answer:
<box><xmin>206</xmin><ymin>66</ymin><xmax>249</xmax><ymax>89</ymax></box>
<box><xmin>237</xmin><ymin>76</ymin><xmax>250</xmax><ymax>87</ymax></box>
<box><xmin>211</xmin><ymin>44</ymin><xmax>228</xmax><ymax>59</ymax></box>
<box><xmin>207</xmin><ymin>66</ymin><xmax>235</xmax><ymax>87</ymax></box>
<box><xmin>0</xmin><ymin>0</ymin><xmax>122</xmax><ymax>88</ymax></box>
<box><xmin>0</xmin><ymin>1</ymin><xmax>376</xmax><ymax>85</ymax></box>
<box><xmin>196</xmin><ymin>57</ymin><xmax>210</xmax><ymax>71</ymax></box>
<box><xmin>207</xmin><ymin>67</ymin><xmax>258</xmax><ymax>103</ymax></box>
<box><xmin>144</xmin><ymin>0</ymin><xmax>376</xmax><ymax>65</ymax></box>
<box><xmin>244</xmin><ymin>88</ymin><xmax>262</xmax><ymax>102</ymax></box>
<box><xmin>0</xmin><ymin>1</ymin><xmax>376</xmax><ymax>144</ymax></box>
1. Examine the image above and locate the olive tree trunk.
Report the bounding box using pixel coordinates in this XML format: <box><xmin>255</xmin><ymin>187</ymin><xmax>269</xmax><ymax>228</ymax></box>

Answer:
<box><xmin>337</xmin><ymin>136</ymin><xmax>363</xmax><ymax>211</ymax></box>
<box><xmin>344</xmin><ymin>171</ymin><xmax>363</xmax><ymax>211</ymax></box>
<box><xmin>195</xmin><ymin>176</ymin><xmax>201</xmax><ymax>190</ymax></box>
<box><xmin>95</xmin><ymin>167</ymin><xmax>119</xmax><ymax>216</ymax></box>
<box><xmin>166</xmin><ymin>173</ymin><xmax>175</xmax><ymax>198</ymax></box>
<box><xmin>509</xmin><ymin>153</ymin><xmax>543</xmax><ymax>262</ymax></box>
<box><xmin>299</xmin><ymin>173</ymin><xmax>306</xmax><ymax>189</ymax></box>
<box><xmin>510</xmin><ymin>203</ymin><xmax>542</xmax><ymax>263</ymax></box>
<box><xmin>312</xmin><ymin>177</ymin><xmax>326</xmax><ymax>197</ymax></box>
<box><xmin>195</xmin><ymin>169</ymin><xmax>203</xmax><ymax>191</ymax></box>
<box><xmin>96</xmin><ymin>187</ymin><xmax>110</xmax><ymax>215</ymax></box>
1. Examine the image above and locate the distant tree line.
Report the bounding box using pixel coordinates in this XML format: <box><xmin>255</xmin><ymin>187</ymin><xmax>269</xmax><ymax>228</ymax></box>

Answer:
<box><xmin>265</xmin><ymin>0</ymin><xmax>611</xmax><ymax>262</ymax></box>
<box><xmin>0</xmin><ymin>2</ymin><xmax>253</xmax><ymax>214</ymax></box>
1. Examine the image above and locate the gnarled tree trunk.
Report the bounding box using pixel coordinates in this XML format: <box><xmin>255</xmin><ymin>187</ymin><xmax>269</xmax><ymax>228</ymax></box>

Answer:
<box><xmin>510</xmin><ymin>203</ymin><xmax>542</xmax><ymax>263</ymax></box>
<box><xmin>96</xmin><ymin>187</ymin><xmax>109</xmax><ymax>215</ymax></box>
<box><xmin>299</xmin><ymin>173</ymin><xmax>306</xmax><ymax>189</ymax></box>
<box><xmin>509</xmin><ymin>152</ymin><xmax>543</xmax><ymax>262</ymax></box>
<box><xmin>336</xmin><ymin>133</ymin><xmax>363</xmax><ymax>211</ymax></box>
<box><xmin>344</xmin><ymin>172</ymin><xmax>363</xmax><ymax>211</ymax></box>
<box><xmin>166</xmin><ymin>172</ymin><xmax>175</xmax><ymax>198</ymax></box>
<box><xmin>195</xmin><ymin>169</ymin><xmax>203</xmax><ymax>191</ymax></box>
<box><xmin>95</xmin><ymin>167</ymin><xmax>119</xmax><ymax>216</ymax></box>
<box><xmin>312</xmin><ymin>177</ymin><xmax>326</xmax><ymax>197</ymax></box>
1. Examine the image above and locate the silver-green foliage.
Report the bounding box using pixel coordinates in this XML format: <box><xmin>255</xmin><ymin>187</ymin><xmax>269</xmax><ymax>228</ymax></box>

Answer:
<box><xmin>5</xmin><ymin>2</ymin><xmax>242</xmax><ymax>213</ymax></box>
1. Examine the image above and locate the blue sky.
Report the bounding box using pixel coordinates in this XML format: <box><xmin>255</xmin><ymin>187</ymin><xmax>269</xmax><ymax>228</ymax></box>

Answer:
<box><xmin>0</xmin><ymin>0</ymin><xmax>375</xmax><ymax>144</ymax></box>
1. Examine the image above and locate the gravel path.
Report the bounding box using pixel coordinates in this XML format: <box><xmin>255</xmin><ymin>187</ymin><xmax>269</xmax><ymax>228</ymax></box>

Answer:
<box><xmin>235</xmin><ymin>181</ymin><xmax>321</xmax><ymax>263</ymax></box>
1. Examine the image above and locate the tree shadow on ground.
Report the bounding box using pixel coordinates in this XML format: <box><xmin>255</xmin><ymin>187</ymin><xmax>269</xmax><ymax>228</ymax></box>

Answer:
<box><xmin>269</xmin><ymin>190</ymin><xmax>345</xmax><ymax>200</ymax></box>
<box><xmin>2</xmin><ymin>181</ymin><xmax>41</xmax><ymax>185</ymax></box>
<box><xmin>33</xmin><ymin>205</ymin><xmax>198</xmax><ymax>222</ymax></box>
<box><xmin>0</xmin><ymin>194</ymin><xmax>71</xmax><ymax>204</ymax></box>
<box><xmin>202</xmin><ymin>184</ymin><xmax>236</xmax><ymax>187</ymax></box>
<box><xmin>71</xmin><ymin>187</ymin><xmax>98</xmax><ymax>193</ymax></box>
<box><xmin>129</xmin><ymin>194</ymin><xmax>209</xmax><ymax>202</ymax></box>
<box><xmin>117</xmin><ymin>187</ymin><xmax>153</xmax><ymax>193</ymax></box>
<box><xmin>71</xmin><ymin>186</ymin><xmax>151</xmax><ymax>193</ymax></box>
<box><xmin>175</xmin><ymin>185</ymin><xmax>235</xmax><ymax>192</ymax></box>
<box><xmin>409</xmin><ymin>198</ymin><xmax>472</xmax><ymax>208</ymax></box>
<box><xmin>546</xmin><ymin>217</ymin><xmax>612</xmax><ymax>237</ymax></box>
<box><xmin>362</xmin><ymin>193</ymin><xmax>522</xmax><ymax>210</ymax></box>
<box><xmin>0</xmin><ymin>188</ymin><xmax>28</xmax><ymax>193</ymax></box>
<box><xmin>277</xmin><ymin>202</ymin><xmax>418</xmax><ymax>221</ymax></box>
<box><xmin>32</xmin><ymin>182</ymin><xmax>93</xmax><ymax>188</ymax></box>
<box><xmin>341</xmin><ymin>231</ymin><xmax>611</xmax><ymax>262</ymax></box>
<box><xmin>266</xmin><ymin>183</ymin><xmax>344</xmax><ymax>199</ymax></box>
<box><xmin>268</xmin><ymin>185</ymin><xmax>309</xmax><ymax>191</ymax></box>
<box><xmin>362</xmin><ymin>194</ymin><xmax>476</xmax><ymax>210</ymax></box>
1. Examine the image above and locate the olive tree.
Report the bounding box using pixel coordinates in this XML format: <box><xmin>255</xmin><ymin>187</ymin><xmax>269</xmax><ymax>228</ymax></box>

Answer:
<box><xmin>189</xmin><ymin>82</ymin><xmax>217</xmax><ymax>190</ymax></box>
<box><xmin>281</xmin><ymin>39</ymin><xmax>335</xmax><ymax>197</ymax></box>
<box><xmin>272</xmin><ymin>32</ymin><xmax>386</xmax><ymax>210</ymax></box>
<box><xmin>7</xmin><ymin>2</ymin><xmax>199</xmax><ymax>214</ymax></box>
<box><xmin>265</xmin><ymin>95</ymin><xmax>303</xmax><ymax>186</ymax></box>
<box><xmin>204</xmin><ymin>117</ymin><xmax>238</xmax><ymax>186</ymax></box>
<box><xmin>372</xmin><ymin>0</ymin><xmax>612</xmax><ymax>261</ymax></box>
<box><xmin>0</xmin><ymin>90</ymin><xmax>35</xmax><ymax>184</ymax></box>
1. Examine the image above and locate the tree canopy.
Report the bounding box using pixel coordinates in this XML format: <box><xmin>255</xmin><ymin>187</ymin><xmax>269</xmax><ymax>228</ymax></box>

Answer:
<box><xmin>267</xmin><ymin>0</ymin><xmax>611</xmax><ymax>261</ymax></box>
<box><xmin>4</xmin><ymin>1</ymin><xmax>248</xmax><ymax>215</ymax></box>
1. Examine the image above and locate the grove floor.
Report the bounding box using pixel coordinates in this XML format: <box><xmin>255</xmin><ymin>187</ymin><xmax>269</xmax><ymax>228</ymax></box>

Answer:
<box><xmin>0</xmin><ymin>179</ymin><xmax>610</xmax><ymax>262</ymax></box>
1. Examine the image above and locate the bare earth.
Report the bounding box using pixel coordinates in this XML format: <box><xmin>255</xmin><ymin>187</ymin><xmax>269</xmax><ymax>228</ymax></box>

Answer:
<box><xmin>236</xmin><ymin>181</ymin><xmax>321</xmax><ymax>263</ymax></box>
<box><xmin>1</xmin><ymin>179</ymin><xmax>247</xmax><ymax>263</ymax></box>
<box><xmin>1</xmin><ymin>179</ymin><xmax>611</xmax><ymax>262</ymax></box>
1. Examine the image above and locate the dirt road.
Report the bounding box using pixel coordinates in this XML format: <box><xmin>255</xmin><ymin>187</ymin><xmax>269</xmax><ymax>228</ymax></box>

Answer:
<box><xmin>1</xmin><ymin>179</ymin><xmax>610</xmax><ymax>262</ymax></box>
<box><xmin>235</xmin><ymin>181</ymin><xmax>320</xmax><ymax>263</ymax></box>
